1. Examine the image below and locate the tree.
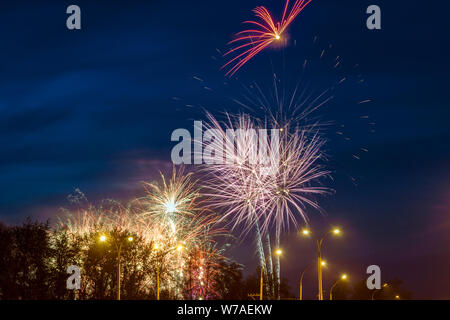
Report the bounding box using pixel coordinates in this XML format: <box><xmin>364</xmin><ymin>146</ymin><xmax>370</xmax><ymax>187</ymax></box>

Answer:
<box><xmin>0</xmin><ymin>218</ymin><xmax>52</xmax><ymax>299</ymax></box>
<box><xmin>351</xmin><ymin>278</ymin><xmax>413</xmax><ymax>300</ymax></box>
<box><xmin>214</xmin><ymin>262</ymin><xmax>246</xmax><ymax>299</ymax></box>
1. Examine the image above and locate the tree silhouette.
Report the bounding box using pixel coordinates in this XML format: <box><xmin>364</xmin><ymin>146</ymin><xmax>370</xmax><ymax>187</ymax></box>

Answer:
<box><xmin>0</xmin><ymin>218</ymin><xmax>52</xmax><ymax>299</ymax></box>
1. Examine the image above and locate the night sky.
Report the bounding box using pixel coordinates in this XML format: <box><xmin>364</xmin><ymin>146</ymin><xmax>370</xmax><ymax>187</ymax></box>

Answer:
<box><xmin>0</xmin><ymin>1</ymin><xmax>449</xmax><ymax>299</ymax></box>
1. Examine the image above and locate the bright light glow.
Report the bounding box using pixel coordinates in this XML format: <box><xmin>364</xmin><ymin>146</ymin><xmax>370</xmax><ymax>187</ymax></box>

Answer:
<box><xmin>176</xmin><ymin>244</ymin><xmax>184</xmax><ymax>252</ymax></box>
<box><xmin>170</xmin><ymin>220</ymin><xmax>176</xmax><ymax>234</ymax></box>
<box><xmin>99</xmin><ymin>235</ymin><xmax>107</xmax><ymax>242</ymax></box>
<box><xmin>164</xmin><ymin>198</ymin><xmax>177</xmax><ymax>214</ymax></box>
<box><xmin>302</xmin><ymin>229</ymin><xmax>310</xmax><ymax>236</ymax></box>
<box><xmin>153</xmin><ymin>243</ymin><xmax>159</xmax><ymax>250</ymax></box>
<box><xmin>321</xmin><ymin>260</ymin><xmax>327</xmax><ymax>267</ymax></box>
<box><xmin>383</xmin><ymin>283</ymin><xmax>388</xmax><ymax>288</ymax></box>
<box><xmin>333</xmin><ymin>228</ymin><xmax>341</xmax><ymax>235</ymax></box>
<box><xmin>341</xmin><ymin>274</ymin><xmax>348</xmax><ymax>280</ymax></box>
<box><xmin>395</xmin><ymin>295</ymin><xmax>400</xmax><ymax>299</ymax></box>
<box><xmin>275</xmin><ymin>34</ymin><xmax>281</xmax><ymax>40</ymax></box>
<box><xmin>275</xmin><ymin>249</ymin><xmax>283</xmax><ymax>256</ymax></box>
<box><xmin>128</xmin><ymin>236</ymin><xmax>133</xmax><ymax>242</ymax></box>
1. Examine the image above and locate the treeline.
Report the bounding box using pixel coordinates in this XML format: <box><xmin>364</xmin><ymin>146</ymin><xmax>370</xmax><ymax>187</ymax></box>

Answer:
<box><xmin>0</xmin><ymin>218</ymin><xmax>291</xmax><ymax>300</ymax></box>
<box><xmin>0</xmin><ymin>218</ymin><xmax>411</xmax><ymax>300</ymax></box>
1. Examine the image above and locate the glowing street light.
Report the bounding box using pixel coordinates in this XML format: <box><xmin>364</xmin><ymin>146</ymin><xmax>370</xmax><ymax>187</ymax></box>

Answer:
<box><xmin>395</xmin><ymin>295</ymin><xmax>400</xmax><ymax>300</ymax></box>
<box><xmin>154</xmin><ymin>243</ymin><xmax>184</xmax><ymax>300</ymax></box>
<box><xmin>329</xmin><ymin>274</ymin><xmax>348</xmax><ymax>300</ymax></box>
<box><xmin>99</xmin><ymin>233</ymin><xmax>134</xmax><ymax>300</ymax></box>
<box><xmin>371</xmin><ymin>283</ymin><xmax>388</xmax><ymax>300</ymax></box>
<box><xmin>299</xmin><ymin>260</ymin><xmax>327</xmax><ymax>300</ymax></box>
<box><xmin>301</xmin><ymin>227</ymin><xmax>342</xmax><ymax>300</ymax></box>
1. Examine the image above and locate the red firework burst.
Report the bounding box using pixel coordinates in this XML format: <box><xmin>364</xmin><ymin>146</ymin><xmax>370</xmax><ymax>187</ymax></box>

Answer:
<box><xmin>222</xmin><ymin>0</ymin><xmax>312</xmax><ymax>76</ymax></box>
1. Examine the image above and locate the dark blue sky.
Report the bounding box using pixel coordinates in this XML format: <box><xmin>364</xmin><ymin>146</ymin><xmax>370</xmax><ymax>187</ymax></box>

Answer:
<box><xmin>0</xmin><ymin>1</ymin><xmax>449</xmax><ymax>298</ymax></box>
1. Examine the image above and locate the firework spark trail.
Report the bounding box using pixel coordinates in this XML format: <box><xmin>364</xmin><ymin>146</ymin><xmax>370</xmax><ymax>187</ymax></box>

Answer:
<box><xmin>139</xmin><ymin>168</ymin><xmax>199</xmax><ymax>220</ymax></box>
<box><xmin>222</xmin><ymin>0</ymin><xmax>312</xmax><ymax>76</ymax></box>
<box><xmin>264</xmin><ymin>232</ymin><xmax>274</xmax><ymax>295</ymax></box>
<box><xmin>198</xmin><ymin>113</ymin><xmax>272</xmax><ymax>272</ymax></box>
<box><xmin>200</xmin><ymin>112</ymin><xmax>330</xmax><ymax>235</ymax></box>
<box><xmin>184</xmin><ymin>243</ymin><xmax>230</xmax><ymax>299</ymax></box>
<box><xmin>258</xmin><ymin>128</ymin><xmax>331</xmax><ymax>233</ymax></box>
<box><xmin>57</xmin><ymin>169</ymin><xmax>228</xmax><ymax>298</ymax></box>
<box><xmin>237</xmin><ymin>78</ymin><xmax>335</xmax><ymax>136</ymax></box>
<box><xmin>199</xmin><ymin>111</ymin><xmax>330</xmax><ymax>298</ymax></box>
<box><xmin>199</xmin><ymin>113</ymin><xmax>268</xmax><ymax>234</ymax></box>
<box><xmin>131</xmin><ymin>167</ymin><xmax>227</xmax><ymax>251</ymax></box>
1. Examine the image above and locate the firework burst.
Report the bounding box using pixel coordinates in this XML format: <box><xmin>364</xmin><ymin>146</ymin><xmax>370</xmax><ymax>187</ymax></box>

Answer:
<box><xmin>56</xmin><ymin>168</ymin><xmax>229</xmax><ymax>299</ymax></box>
<box><xmin>139</xmin><ymin>167</ymin><xmax>199</xmax><ymax>220</ymax></box>
<box><xmin>184</xmin><ymin>243</ymin><xmax>230</xmax><ymax>300</ymax></box>
<box><xmin>199</xmin><ymin>111</ymin><xmax>330</xmax><ymax>299</ymax></box>
<box><xmin>200</xmin><ymin>113</ymin><xmax>267</xmax><ymax>234</ymax></box>
<box><xmin>258</xmin><ymin>128</ymin><xmax>330</xmax><ymax>233</ymax></box>
<box><xmin>222</xmin><ymin>0</ymin><xmax>312</xmax><ymax>76</ymax></box>
<box><xmin>200</xmin><ymin>112</ymin><xmax>329</xmax><ymax>235</ymax></box>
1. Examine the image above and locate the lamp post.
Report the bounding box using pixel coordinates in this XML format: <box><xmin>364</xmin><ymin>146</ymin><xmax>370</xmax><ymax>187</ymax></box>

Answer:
<box><xmin>301</xmin><ymin>227</ymin><xmax>341</xmax><ymax>300</ymax></box>
<box><xmin>99</xmin><ymin>234</ymin><xmax>134</xmax><ymax>300</ymax></box>
<box><xmin>260</xmin><ymin>249</ymin><xmax>282</xmax><ymax>300</ymax></box>
<box><xmin>329</xmin><ymin>274</ymin><xmax>348</xmax><ymax>300</ymax></box>
<box><xmin>154</xmin><ymin>243</ymin><xmax>184</xmax><ymax>300</ymax></box>
<box><xmin>299</xmin><ymin>260</ymin><xmax>326</xmax><ymax>300</ymax></box>
<box><xmin>371</xmin><ymin>283</ymin><xmax>388</xmax><ymax>300</ymax></box>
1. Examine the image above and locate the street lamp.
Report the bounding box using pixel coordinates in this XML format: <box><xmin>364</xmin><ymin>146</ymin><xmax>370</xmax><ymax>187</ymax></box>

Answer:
<box><xmin>371</xmin><ymin>283</ymin><xmax>388</xmax><ymax>300</ymax></box>
<box><xmin>299</xmin><ymin>260</ymin><xmax>326</xmax><ymax>300</ymax></box>
<box><xmin>329</xmin><ymin>274</ymin><xmax>348</xmax><ymax>300</ymax></box>
<box><xmin>99</xmin><ymin>233</ymin><xmax>134</xmax><ymax>300</ymax></box>
<box><xmin>395</xmin><ymin>295</ymin><xmax>400</xmax><ymax>300</ymax></box>
<box><xmin>260</xmin><ymin>249</ymin><xmax>282</xmax><ymax>300</ymax></box>
<box><xmin>154</xmin><ymin>243</ymin><xmax>184</xmax><ymax>300</ymax></box>
<box><xmin>301</xmin><ymin>227</ymin><xmax>341</xmax><ymax>300</ymax></box>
